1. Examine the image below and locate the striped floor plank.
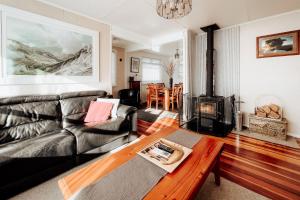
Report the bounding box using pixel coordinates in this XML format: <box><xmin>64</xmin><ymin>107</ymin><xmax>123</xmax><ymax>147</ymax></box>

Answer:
<box><xmin>137</xmin><ymin>118</ymin><xmax>179</xmax><ymax>136</ymax></box>
<box><xmin>137</xmin><ymin>118</ymin><xmax>300</xmax><ymax>200</ymax></box>
<box><xmin>222</xmin><ymin>133</ymin><xmax>300</xmax><ymax>200</ymax></box>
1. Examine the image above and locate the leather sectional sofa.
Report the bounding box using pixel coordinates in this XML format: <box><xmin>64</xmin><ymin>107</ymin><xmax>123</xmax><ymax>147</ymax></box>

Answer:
<box><xmin>0</xmin><ymin>90</ymin><xmax>138</xmax><ymax>198</ymax></box>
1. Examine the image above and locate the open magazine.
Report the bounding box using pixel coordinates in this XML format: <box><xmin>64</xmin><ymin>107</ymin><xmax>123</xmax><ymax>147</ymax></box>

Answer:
<box><xmin>138</xmin><ymin>138</ymin><xmax>192</xmax><ymax>173</ymax></box>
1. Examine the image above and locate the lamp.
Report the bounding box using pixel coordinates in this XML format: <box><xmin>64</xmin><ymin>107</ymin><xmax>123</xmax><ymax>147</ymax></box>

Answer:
<box><xmin>174</xmin><ymin>49</ymin><xmax>180</xmax><ymax>59</ymax></box>
<box><xmin>157</xmin><ymin>0</ymin><xmax>192</xmax><ymax>19</ymax></box>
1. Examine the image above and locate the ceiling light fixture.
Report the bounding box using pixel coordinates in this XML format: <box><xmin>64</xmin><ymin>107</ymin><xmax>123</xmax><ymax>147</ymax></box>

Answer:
<box><xmin>156</xmin><ymin>0</ymin><xmax>192</xmax><ymax>19</ymax></box>
<box><xmin>174</xmin><ymin>49</ymin><xmax>180</xmax><ymax>59</ymax></box>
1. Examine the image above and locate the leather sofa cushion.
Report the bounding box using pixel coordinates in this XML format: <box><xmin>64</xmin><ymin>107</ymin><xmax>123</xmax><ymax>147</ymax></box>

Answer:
<box><xmin>0</xmin><ymin>120</ymin><xmax>61</xmax><ymax>145</ymax></box>
<box><xmin>60</xmin><ymin>96</ymin><xmax>102</xmax><ymax>125</ymax></box>
<box><xmin>0</xmin><ymin>130</ymin><xmax>75</xmax><ymax>167</ymax></box>
<box><xmin>0</xmin><ymin>101</ymin><xmax>61</xmax><ymax>145</ymax></box>
<box><xmin>60</xmin><ymin>90</ymin><xmax>107</xmax><ymax>100</ymax></box>
<box><xmin>0</xmin><ymin>95</ymin><xmax>59</xmax><ymax>106</ymax></box>
<box><xmin>65</xmin><ymin>118</ymin><xmax>129</xmax><ymax>154</ymax></box>
<box><xmin>59</xmin><ymin>91</ymin><xmax>107</xmax><ymax>127</ymax></box>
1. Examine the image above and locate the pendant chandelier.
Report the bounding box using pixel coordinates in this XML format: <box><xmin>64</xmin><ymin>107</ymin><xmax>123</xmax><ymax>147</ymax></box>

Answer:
<box><xmin>156</xmin><ymin>0</ymin><xmax>192</xmax><ymax>19</ymax></box>
<box><xmin>174</xmin><ymin>49</ymin><xmax>180</xmax><ymax>59</ymax></box>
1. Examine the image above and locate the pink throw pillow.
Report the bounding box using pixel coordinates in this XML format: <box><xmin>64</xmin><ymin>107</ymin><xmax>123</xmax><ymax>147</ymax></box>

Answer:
<box><xmin>84</xmin><ymin>101</ymin><xmax>113</xmax><ymax>123</ymax></box>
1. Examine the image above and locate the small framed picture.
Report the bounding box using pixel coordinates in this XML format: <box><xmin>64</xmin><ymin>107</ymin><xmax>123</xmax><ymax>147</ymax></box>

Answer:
<box><xmin>130</xmin><ymin>57</ymin><xmax>140</xmax><ymax>73</ymax></box>
<box><xmin>257</xmin><ymin>30</ymin><xmax>300</xmax><ymax>58</ymax></box>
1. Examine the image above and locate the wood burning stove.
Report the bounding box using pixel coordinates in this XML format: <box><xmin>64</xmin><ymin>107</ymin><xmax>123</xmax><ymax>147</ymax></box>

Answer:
<box><xmin>180</xmin><ymin>23</ymin><xmax>233</xmax><ymax>137</ymax></box>
<box><xmin>197</xmin><ymin>24</ymin><xmax>225</xmax><ymax>125</ymax></box>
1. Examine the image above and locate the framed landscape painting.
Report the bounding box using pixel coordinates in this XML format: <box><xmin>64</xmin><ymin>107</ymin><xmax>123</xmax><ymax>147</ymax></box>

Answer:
<box><xmin>256</xmin><ymin>30</ymin><xmax>299</xmax><ymax>58</ymax></box>
<box><xmin>1</xmin><ymin>8</ymin><xmax>99</xmax><ymax>84</ymax></box>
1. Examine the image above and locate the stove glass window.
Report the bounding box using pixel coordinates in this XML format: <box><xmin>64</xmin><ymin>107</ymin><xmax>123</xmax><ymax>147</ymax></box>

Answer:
<box><xmin>200</xmin><ymin>102</ymin><xmax>217</xmax><ymax>115</ymax></box>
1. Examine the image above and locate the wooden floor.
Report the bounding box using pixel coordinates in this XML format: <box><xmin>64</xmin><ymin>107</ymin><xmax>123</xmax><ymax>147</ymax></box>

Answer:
<box><xmin>137</xmin><ymin>118</ymin><xmax>300</xmax><ymax>200</ymax></box>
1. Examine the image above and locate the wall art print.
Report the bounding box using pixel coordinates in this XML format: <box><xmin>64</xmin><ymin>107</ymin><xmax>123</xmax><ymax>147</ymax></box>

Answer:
<box><xmin>256</xmin><ymin>30</ymin><xmax>299</xmax><ymax>58</ymax></box>
<box><xmin>130</xmin><ymin>57</ymin><xmax>140</xmax><ymax>73</ymax></box>
<box><xmin>1</xmin><ymin>9</ymin><xmax>99</xmax><ymax>84</ymax></box>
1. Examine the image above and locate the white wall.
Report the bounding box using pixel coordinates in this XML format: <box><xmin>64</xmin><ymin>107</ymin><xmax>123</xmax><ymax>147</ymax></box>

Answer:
<box><xmin>240</xmin><ymin>11</ymin><xmax>300</xmax><ymax>137</ymax></box>
<box><xmin>0</xmin><ymin>0</ymin><xmax>112</xmax><ymax>97</ymax></box>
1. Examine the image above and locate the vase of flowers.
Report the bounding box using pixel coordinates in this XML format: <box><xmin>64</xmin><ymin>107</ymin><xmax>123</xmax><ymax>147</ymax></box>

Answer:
<box><xmin>164</xmin><ymin>59</ymin><xmax>176</xmax><ymax>88</ymax></box>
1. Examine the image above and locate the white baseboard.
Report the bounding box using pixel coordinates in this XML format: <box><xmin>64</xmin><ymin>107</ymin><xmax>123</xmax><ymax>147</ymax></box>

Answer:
<box><xmin>288</xmin><ymin>132</ymin><xmax>300</xmax><ymax>138</ymax></box>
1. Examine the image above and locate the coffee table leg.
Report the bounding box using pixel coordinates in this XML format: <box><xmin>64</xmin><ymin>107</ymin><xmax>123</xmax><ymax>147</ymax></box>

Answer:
<box><xmin>213</xmin><ymin>153</ymin><xmax>221</xmax><ymax>186</ymax></box>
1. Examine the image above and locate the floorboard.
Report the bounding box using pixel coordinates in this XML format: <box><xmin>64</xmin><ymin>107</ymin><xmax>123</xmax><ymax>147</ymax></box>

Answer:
<box><xmin>137</xmin><ymin>117</ymin><xmax>300</xmax><ymax>200</ymax></box>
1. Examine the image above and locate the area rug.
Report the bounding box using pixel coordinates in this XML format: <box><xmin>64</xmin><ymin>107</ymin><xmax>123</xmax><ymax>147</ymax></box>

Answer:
<box><xmin>68</xmin><ymin>130</ymin><xmax>202</xmax><ymax>200</ymax></box>
<box><xmin>11</xmin><ymin>141</ymin><xmax>268</xmax><ymax>200</ymax></box>
<box><xmin>232</xmin><ymin>129</ymin><xmax>300</xmax><ymax>149</ymax></box>
<box><xmin>197</xmin><ymin>174</ymin><xmax>269</xmax><ymax>200</ymax></box>
<box><xmin>137</xmin><ymin>108</ymin><xmax>178</xmax><ymax>123</ymax></box>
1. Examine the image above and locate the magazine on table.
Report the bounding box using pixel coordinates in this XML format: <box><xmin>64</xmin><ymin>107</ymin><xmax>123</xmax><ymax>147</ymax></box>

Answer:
<box><xmin>138</xmin><ymin>138</ymin><xmax>192</xmax><ymax>173</ymax></box>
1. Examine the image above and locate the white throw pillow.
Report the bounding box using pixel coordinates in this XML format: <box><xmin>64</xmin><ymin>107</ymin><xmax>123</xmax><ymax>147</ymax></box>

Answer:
<box><xmin>97</xmin><ymin>98</ymin><xmax>120</xmax><ymax>119</ymax></box>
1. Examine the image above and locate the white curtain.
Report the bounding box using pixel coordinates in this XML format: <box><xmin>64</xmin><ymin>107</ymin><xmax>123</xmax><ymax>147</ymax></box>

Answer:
<box><xmin>183</xmin><ymin>30</ymin><xmax>193</xmax><ymax>94</ymax></box>
<box><xmin>194</xmin><ymin>26</ymin><xmax>240</xmax><ymax>123</ymax></box>
<box><xmin>193</xmin><ymin>33</ymin><xmax>207</xmax><ymax>96</ymax></box>
<box><xmin>182</xmin><ymin>29</ymin><xmax>193</xmax><ymax>121</ymax></box>
<box><xmin>214</xmin><ymin>26</ymin><xmax>240</xmax><ymax>98</ymax></box>
<box><xmin>194</xmin><ymin>26</ymin><xmax>240</xmax><ymax>97</ymax></box>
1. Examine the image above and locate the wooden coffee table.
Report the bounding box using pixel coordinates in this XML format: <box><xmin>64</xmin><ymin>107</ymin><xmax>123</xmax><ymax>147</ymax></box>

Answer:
<box><xmin>58</xmin><ymin>127</ymin><xmax>224</xmax><ymax>200</ymax></box>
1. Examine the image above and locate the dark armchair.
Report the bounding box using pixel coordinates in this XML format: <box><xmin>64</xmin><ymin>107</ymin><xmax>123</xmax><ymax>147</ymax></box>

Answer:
<box><xmin>118</xmin><ymin>89</ymin><xmax>140</xmax><ymax>108</ymax></box>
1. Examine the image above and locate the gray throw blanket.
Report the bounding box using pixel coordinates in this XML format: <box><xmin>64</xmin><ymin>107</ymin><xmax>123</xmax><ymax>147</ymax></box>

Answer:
<box><xmin>70</xmin><ymin>130</ymin><xmax>202</xmax><ymax>200</ymax></box>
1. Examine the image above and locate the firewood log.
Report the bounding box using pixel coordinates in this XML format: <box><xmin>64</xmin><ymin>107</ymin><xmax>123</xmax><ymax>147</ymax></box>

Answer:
<box><xmin>269</xmin><ymin>104</ymin><xmax>280</xmax><ymax>113</ymax></box>
<box><xmin>262</xmin><ymin>105</ymin><xmax>271</xmax><ymax>114</ymax></box>
<box><xmin>256</xmin><ymin>107</ymin><xmax>265</xmax><ymax>113</ymax></box>
<box><xmin>256</xmin><ymin>111</ymin><xmax>267</xmax><ymax>118</ymax></box>
<box><xmin>268</xmin><ymin>110</ymin><xmax>281</xmax><ymax>119</ymax></box>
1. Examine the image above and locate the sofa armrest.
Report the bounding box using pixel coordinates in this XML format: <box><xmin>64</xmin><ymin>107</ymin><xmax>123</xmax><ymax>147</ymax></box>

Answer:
<box><xmin>117</xmin><ymin>104</ymin><xmax>137</xmax><ymax>118</ymax></box>
<box><xmin>117</xmin><ymin>104</ymin><xmax>137</xmax><ymax>132</ymax></box>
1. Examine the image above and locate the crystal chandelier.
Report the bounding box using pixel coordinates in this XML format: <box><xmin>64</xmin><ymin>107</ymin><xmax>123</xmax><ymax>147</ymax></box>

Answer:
<box><xmin>157</xmin><ymin>0</ymin><xmax>192</xmax><ymax>19</ymax></box>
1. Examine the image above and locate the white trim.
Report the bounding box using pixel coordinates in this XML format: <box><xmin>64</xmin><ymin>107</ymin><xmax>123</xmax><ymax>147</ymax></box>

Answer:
<box><xmin>288</xmin><ymin>132</ymin><xmax>300</xmax><ymax>138</ymax></box>
<box><xmin>36</xmin><ymin>0</ymin><xmax>111</xmax><ymax>27</ymax></box>
<box><xmin>152</xmin><ymin>31</ymin><xmax>184</xmax><ymax>46</ymax></box>
<box><xmin>37</xmin><ymin>0</ymin><xmax>154</xmax><ymax>47</ymax></box>
<box><xmin>0</xmin><ymin>6</ymin><xmax>100</xmax><ymax>85</ymax></box>
<box><xmin>238</xmin><ymin>9</ymin><xmax>300</xmax><ymax>27</ymax></box>
<box><xmin>112</xmin><ymin>25</ymin><xmax>152</xmax><ymax>48</ymax></box>
<box><xmin>197</xmin><ymin>9</ymin><xmax>300</xmax><ymax>36</ymax></box>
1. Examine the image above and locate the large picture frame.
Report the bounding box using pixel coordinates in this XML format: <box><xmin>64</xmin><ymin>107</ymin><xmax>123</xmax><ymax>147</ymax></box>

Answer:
<box><xmin>0</xmin><ymin>6</ymin><xmax>99</xmax><ymax>85</ymax></box>
<box><xmin>130</xmin><ymin>57</ymin><xmax>140</xmax><ymax>73</ymax></box>
<box><xmin>256</xmin><ymin>30</ymin><xmax>300</xmax><ymax>58</ymax></box>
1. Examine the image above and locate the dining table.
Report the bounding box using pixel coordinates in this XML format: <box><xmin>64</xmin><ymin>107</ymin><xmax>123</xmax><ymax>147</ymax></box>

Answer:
<box><xmin>163</xmin><ymin>87</ymin><xmax>172</xmax><ymax>111</ymax></box>
<box><xmin>146</xmin><ymin>87</ymin><xmax>172</xmax><ymax>111</ymax></box>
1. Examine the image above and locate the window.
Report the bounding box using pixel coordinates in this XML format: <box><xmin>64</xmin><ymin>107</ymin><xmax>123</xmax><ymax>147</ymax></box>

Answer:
<box><xmin>141</xmin><ymin>58</ymin><xmax>162</xmax><ymax>82</ymax></box>
<box><xmin>111</xmin><ymin>51</ymin><xmax>117</xmax><ymax>86</ymax></box>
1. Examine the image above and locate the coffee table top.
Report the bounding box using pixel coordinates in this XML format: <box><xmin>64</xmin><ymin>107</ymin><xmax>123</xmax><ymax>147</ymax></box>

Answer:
<box><xmin>58</xmin><ymin>127</ymin><xmax>224</xmax><ymax>200</ymax></box>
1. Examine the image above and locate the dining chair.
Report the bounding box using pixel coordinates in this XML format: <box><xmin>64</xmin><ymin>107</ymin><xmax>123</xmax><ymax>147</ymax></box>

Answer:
<box><xmin>169</xmin><ymin>84</ymin><xmax>183</xmax><ymax>111</ymax></box>
<box><xmin>146</xmin><ymin>83</ymin><xmax>155</xmax><ymax>107</ymax></box>
<box><xmin>157</xmin><ymin>83</ymin><xmax>165</xmax><ymax>88</ymax></box>
<box><xmin>148</xmin><ymin>84</ymin><xmax>165</xmax><ymax>110</ymax></box>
